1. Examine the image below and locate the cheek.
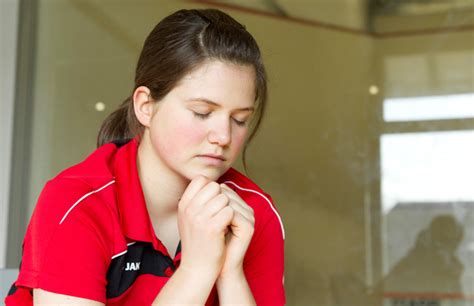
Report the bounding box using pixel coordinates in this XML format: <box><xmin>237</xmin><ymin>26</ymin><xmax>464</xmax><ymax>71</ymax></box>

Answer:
<box><xmin>174</xmin><ymin>121</ymin><xmax>206</xmax><ymax>146</ymax></box>
<box><xmin>232</xmin><ymin>130</ymin><xmax>248</xmax><ymax>152</ymax></box>
<box><xmin>157</xmin><ymin>115</ymin><xmax>205</xmax><ymax>155</ymax></box>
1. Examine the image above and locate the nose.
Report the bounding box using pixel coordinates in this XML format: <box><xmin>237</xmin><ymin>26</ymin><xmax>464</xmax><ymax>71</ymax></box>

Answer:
<box><xmin>207</xmin><ymin>117</ymin><xmax>231</xmax><ymax>146</ymax></box>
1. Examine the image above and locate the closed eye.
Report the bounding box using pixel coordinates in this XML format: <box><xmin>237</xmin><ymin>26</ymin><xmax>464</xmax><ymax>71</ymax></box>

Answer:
<box><xmin>192</xmin><ymin>112</ymin><xmax>210</xmax><ymax>119</ymax></box>
<box><xmin>192</xmin><ymin>112</ymin><xmax>247</xmax><ymax>126</ymax></box>
<box><xmin>232</xmin><ymin>118</ymin><xmax>247</xmax><ymax>126</ymax></box>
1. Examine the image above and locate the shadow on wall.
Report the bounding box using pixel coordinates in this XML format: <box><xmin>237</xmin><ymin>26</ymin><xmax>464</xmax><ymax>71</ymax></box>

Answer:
<box><xmin>384</xmin><ymin>214</ymin><xmax>464</xmax><ymax>291</ymax></box>
<box><xmin>328</xmin><ymin>215</ymin><xmax>464</xmax><ymax>306</ymax></box>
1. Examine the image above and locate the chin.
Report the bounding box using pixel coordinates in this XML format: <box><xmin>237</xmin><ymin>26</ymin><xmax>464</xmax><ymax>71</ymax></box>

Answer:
<box><xmin>186</xmin><ymin>166</ymin><xmax>229</xmax><ymax>182</ymax></box>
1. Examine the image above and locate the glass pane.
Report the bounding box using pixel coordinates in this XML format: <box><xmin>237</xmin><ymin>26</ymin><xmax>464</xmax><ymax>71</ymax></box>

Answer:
<box><xmin>381</xmin><ymin>131</ymin><xmax>474</xmax><ymax>301</ymax></box>
<box><xmin>384</xmin><ymin>94</ymin><xmax>474</xmax><ymax>122</ymax></box>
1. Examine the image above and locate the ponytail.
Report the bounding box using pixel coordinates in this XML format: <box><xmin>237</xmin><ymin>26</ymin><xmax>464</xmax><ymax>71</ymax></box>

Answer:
<box><xmin>96</xmin><ymin>96</ymin><xmax>142</xmax><ymax>147</ymax></box>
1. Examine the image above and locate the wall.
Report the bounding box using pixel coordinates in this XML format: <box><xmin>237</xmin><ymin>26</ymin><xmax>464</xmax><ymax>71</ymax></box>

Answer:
<box><xmin>0</xmin><ymin>0</ymin><xmax>19</xmax><ymax>269</ymax></box>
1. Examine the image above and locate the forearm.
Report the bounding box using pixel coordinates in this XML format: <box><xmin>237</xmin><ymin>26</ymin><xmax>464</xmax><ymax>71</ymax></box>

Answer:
<box><xmin>152</xmin><ymin>265</ymin><xmax>218</xmax><ymax>305</ymax></box>
<box><xmin>216</xmin><ymin>269</ymin><xmax>256</xmax><ymax>305</ymax></box>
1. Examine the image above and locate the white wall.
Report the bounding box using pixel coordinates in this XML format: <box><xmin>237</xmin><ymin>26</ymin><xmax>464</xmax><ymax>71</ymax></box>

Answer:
<box><xmin>0</xmin><ymin>0</ymin><xmax>19</xmax><ymax>268</ymax></box>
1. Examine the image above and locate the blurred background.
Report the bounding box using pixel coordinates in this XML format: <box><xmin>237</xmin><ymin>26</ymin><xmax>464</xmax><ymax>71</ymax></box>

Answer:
<box><xmin>1</xmin><ymin>0</ymin><xmax>473</xmax><ymax>305</ymax></box>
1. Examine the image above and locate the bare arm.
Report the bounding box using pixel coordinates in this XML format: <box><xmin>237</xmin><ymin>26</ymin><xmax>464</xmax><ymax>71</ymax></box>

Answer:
<box><xmin>33</xmin><ymin>268</ymin><xmax>218</xmax><ymax>306</ymax></box>
<box><xmin>151</xmin><ymin>265</ymin><xmax>218</xmax><ymax>305</ymax></box>
<box><xmin>33</xmin><ymin>289</ymin><xmax>105</xmax><ymax>306</ymax></box>
<box><xmin>216</xmin><ymin>269</ymin><xmax>256</xmax><ymax>305</ymax></box>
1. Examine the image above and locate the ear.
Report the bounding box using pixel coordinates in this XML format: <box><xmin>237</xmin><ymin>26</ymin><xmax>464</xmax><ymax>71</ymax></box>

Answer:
<box><xmin>133</xmin><ymin>86</ymin><xmax>154</xmax><ymax>128</ymax></box>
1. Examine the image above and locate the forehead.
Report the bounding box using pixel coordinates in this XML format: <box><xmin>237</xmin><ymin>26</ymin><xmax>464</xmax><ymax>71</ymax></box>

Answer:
<box><xmin>173</xmin><ymin>60</ymin><xmax>256</xmax><ymax>108</ymax></box>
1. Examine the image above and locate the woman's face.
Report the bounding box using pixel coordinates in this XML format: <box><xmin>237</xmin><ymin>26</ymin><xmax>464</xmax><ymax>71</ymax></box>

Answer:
<box><xmin>144</xmin><ymin>60</ymin><xmax>256</xmax><ymax>181</ymax></box>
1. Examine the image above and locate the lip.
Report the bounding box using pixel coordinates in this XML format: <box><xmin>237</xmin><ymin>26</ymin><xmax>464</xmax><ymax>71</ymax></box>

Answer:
<box><xmin>199</xmin><ymin>154</ymin><xmax>226</xmax><ymax>161</ymax></box>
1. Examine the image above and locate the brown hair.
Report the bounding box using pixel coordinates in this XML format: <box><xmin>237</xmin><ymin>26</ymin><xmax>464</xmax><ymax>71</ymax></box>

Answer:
<box><xmin>97</xmin><ymin>9</ymin><xmax>267</xmax><ymax>173</ymax></box>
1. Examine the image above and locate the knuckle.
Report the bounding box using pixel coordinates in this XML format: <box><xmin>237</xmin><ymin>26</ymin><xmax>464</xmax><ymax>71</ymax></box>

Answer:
<box><xmin>194</xmin><ymin>213</ymin><xmax>206</xmax><ymax>225</ymax></box>
<box><xmin>193</xmin><ymin>175</ymin><xmax>209</xmax><ymax>186</ymax></box>
<box><xmin>182</xmin><ymin>206</ymin><xmax>194</xmax><ymax>217</ymax></box>
<box><xmin>207</xmin><ymin>182</ymin><xmax>221</xmax><ymax>194</ymax></box>
<box><xmin>200</xmin><ymin>175</ymin><xmax>211</xmax><ymax>183</ymax></box>
<box><xmin>218</xmin><ymin>193</ymin><xmax>229</xmax><ymax>203</ymax></box>
<box><xmin>209</xmin><ymin>181</ymin><xmax>220</xmax><ymax>188</ymax></box>
<box><xmin>195</xmin><ymin>175</ymin><xmax>208</xmax><ymax>182</ymax></box>
<box><xmin>224</xmin><ymin>206</ymin><xmax>235</xmax><ymax>217</ymax></box>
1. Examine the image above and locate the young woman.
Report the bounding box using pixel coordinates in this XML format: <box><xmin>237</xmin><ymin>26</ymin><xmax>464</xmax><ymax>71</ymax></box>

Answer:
<box><xmin>5</xmin><ymin>8</ymin><xmax>285</xmax><ymax>306</ymax></box>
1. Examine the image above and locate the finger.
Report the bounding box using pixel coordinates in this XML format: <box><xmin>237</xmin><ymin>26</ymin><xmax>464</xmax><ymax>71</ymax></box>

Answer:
<box><xmin>180</xmin><ymin>175</ymin><xmax>211</xmax><ymax>205</ymax></box>
<box><xmin>201</xmin><ymin>193</ymin><xmax>230</xmax><ymax>218</ymax></box>
<box><xmin>227</xmin><ymin>211</ymin><xmax>254</xmax><ymax>237</ymax></box>
<box><xmin>228</xmin><ymin>200</ymin><xmax>254</xmax><ymax>223</ymax></box>
<box><xmin>212</xmin><ymin>206</ymin><xmax>234</xmax><ymax>231</ymax></box>
<box><xmin>220</xmin><ymin>184</ymin><xmax>253</xmax><ymax>215</ymax></box>
<box><xmin>189</xmin><ymin>181</ymin><xmax>221</xmax><ymax>211</ymax></box>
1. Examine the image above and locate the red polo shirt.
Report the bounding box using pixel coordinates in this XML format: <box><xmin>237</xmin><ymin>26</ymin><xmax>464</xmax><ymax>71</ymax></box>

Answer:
<box><xmin>5</xmin><ymin>139</ymin><xmax>285</xmax><ymax>305</ymax></box>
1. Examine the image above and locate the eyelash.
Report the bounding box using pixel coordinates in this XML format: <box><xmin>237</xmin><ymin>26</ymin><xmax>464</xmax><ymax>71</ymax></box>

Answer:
<box><xmin>192</xmin><ymin>112</ymin><xmax>247</xmax><ymax>126</ymax></box>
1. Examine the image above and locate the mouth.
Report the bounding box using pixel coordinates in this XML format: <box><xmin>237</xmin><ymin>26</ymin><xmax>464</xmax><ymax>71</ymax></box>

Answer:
<box><xmin>199</xmin><ymin>154</ymin><xmax>226</xmax><ymax>161</ymax></box>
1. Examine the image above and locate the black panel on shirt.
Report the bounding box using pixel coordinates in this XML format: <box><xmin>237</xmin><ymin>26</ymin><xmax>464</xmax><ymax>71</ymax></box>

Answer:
<box><xmin>175</xmin><ymin>241</ymin><xmax>181</xmax><ymax>257</ymax></box>
<box><xmin>106</xmin><ymin>241</ymin><xmax>178</xmax><ymax>299</ymax></box>
<box><xmin>6</xmin><ymin>283</ymin><xmax>32</xmax><ymax>297</ymax></box>
<box><xmin>7</xmin><ymin>283</ymin><xmax>18</xmax><ymax>296</ymax></box>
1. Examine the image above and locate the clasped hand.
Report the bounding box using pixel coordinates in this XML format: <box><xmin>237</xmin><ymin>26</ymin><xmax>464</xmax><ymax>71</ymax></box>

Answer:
<box><xmin>177</xmin><ymin>176</ymin><xmax>255</xmax><ymax>280</ymax></box>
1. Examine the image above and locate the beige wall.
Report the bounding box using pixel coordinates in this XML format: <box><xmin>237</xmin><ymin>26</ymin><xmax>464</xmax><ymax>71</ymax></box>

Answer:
<box><xmin>373</xmin><ymin>8</ymin><xmax>474</xmax><ymax>33</ymax></box>
<box><xmin>275</xmin><ymin>0</ymin><xmax>368</xmax><ymax>30</ymax></box>
<box><xmin>233</xmin><ymin>10</ymin><xmax>374</xmax><ymax>306</ymax></box>
<box><xmin>377</xmin><ymin>30</ymin><xmax>474</xmax><ymax>98</ymax></box>
<box><xmin>25</xmin><ymin>0</ymin><xmax>473</xmax><ymax>304</ymax></box>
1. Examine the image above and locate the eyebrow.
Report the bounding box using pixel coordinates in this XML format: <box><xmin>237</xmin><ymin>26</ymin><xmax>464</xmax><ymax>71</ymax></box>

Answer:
<box><xmin>186</xmin><ymin>98</ymin><xmax>255</xmax><ymax>112</ymax></box>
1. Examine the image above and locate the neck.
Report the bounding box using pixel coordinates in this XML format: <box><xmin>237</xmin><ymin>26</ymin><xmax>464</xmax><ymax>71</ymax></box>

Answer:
<box><xmin>136</xmin><ymin>136</ymin><xmax>189</xmax><ymax>221</ymax></box>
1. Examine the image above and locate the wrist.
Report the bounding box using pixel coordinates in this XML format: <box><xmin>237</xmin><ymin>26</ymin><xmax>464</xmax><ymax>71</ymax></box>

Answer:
<box><xmin>153</xmin><ymin>264</ymin><xmax>218</xmax><ymax>305</ymax></box>
<box><xmin>215</xmin><ymin>267</ymin><xmax>256</xmax><ymax>305</ymax></box>
<box><xmin>216</xmin><ymin>265</ymin><xmax>245</xmax><ymax>284</ymax></box>
<box><xmin>178</xmin><ymin>261</ymin><xmax>220</xmax><ymax>282</ymax></box>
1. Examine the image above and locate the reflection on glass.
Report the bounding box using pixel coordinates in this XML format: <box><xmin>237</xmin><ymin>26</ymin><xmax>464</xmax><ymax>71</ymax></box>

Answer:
<box><xmin>380</xmin><ymin>131</ymin><xmax>474</xmax><ymax>305</ymax></box>
<box><xmin>384</xmin><ymin>94</ymin><xmax>474</xmax><ymax>122</ymax></box>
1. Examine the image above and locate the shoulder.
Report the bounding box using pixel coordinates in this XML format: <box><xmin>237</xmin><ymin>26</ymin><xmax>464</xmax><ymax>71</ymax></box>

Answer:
<box><xmin>19</xmin><ymin>155</ymin><xmax>121</xmax><ymax>284</ymax></box>
<box><xmin>218</xmin><ymin>167</ymin><xmax>272</xmax><ymax>212</ymax></box>
<box><xmin>55</xmin><ymin>142</ymin><xmax>118</xmax><ymax>181</ymax></box>
<box><xmin>218</xmin><ymin>167</ymin><xmax>285</xmax><ymax>240</ymax></box>
<box><xmin>27</xmin><ymin>144</ymin><xmax>122</xmax><ymax>250</ymax></box>
<box><xmin>35</xmin><ymin>177</ymin><xmax>117</xmax><ymax>227</ymax></box>
<box><xmin>35</xmin><ymin>143</ymin><xmax>120</xmax><ymax>224</ymax></box>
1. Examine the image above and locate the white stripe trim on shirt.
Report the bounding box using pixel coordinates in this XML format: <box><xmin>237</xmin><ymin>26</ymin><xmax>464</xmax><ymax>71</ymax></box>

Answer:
<box><xmin>222</xmin><ymin>180</ymin><xmax>285</xmax><ymax>240</ymax></box>
<box><xmin>111</xmin><ymin>249</ymin><xmax>127</xmax><ymax>260</ymax></box>
<box><xmin>111</xmin><ymin>242</ymin><xmax>136</xmax><ymax>260</ymax></box>
<box><xmin>59</xmin><ymin>180</ymin><xmax>116</xmax><ymax>225</ymax></box>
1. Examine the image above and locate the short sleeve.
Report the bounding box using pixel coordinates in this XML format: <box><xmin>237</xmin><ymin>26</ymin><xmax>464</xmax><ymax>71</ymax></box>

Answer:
<box><xmin>15</xmin><ymin>180</ymin><xmax>112</xmax><ymax>304</ymax></box>
<box><xmin>243</xmin><ymin>197</ymin><xmax>286</xmax><ymax>305</ymax></box>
